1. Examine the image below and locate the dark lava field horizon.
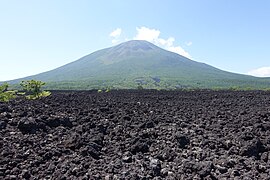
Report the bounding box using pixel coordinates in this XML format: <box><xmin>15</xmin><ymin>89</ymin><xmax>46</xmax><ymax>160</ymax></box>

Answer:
<box><xmin>1</xmin><ymin>90</ymin><xmax>270</xmax><ymax>179</ymax></box>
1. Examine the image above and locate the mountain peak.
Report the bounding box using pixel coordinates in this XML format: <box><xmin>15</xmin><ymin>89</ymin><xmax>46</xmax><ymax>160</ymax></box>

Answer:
<box><xmin>118</xmin><ymin>40</ymin><xmax>153</xmax><ymax>46</ymax></box>
<box><xmin>114</xmin><ymin>40</ymin><xmax>158</xmax><ymax>51</ymax></box>
<box><xmin>98</xmin><ymin>40</ymin><xmax>161</xmax><ymax>65</ymax></box>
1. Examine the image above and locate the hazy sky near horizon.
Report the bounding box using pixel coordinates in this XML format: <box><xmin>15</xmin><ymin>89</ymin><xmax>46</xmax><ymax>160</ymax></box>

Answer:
<box><xmin>1</xmin><ymin>0</ymin><xmax>270</xmax><ymax>81</ymax></box>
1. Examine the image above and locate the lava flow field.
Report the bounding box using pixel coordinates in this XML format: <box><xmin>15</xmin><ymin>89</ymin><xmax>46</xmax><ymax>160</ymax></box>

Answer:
<box><xmin>1</xmin><ymin>90</ymin><xmax>270</xmax><ymax>179</ymax></box>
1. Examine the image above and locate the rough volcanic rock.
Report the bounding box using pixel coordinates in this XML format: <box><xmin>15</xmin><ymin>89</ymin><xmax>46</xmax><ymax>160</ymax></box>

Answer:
<box><xmin>0</xmin><ymin>90</ymin><xmax>270</xmax><ymax>179</ymax></box>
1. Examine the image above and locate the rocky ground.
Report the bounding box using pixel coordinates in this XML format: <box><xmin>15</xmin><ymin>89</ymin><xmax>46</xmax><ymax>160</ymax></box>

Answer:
<box><xmin>0</xmin><ymin>90</ymin><xmax>270</xmax><ymax>179</ymax></box>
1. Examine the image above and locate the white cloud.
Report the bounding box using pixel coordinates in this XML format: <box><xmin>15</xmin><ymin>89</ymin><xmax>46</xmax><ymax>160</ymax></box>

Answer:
<box><xmin>110</xmin><ymin>28</ymin><xmax>122</xmax><ymax>38</ymax></box>
<box><xmin>108</xmin><ymin>26</ymin><xmax>192</xmax><ymax>58</ymax></box>
<box><xmin>167</xmin><ymin>46</ymin><xmax>191</xmax><ymax>59</ymax></box>
<box><xmin>134</xmin><ymin>27</ymin><xmax>160</xmax><ymax>42</ymax></box>
<box><xmin>109</xmin><ymin>28</ymin><xmax>122</xmax><ymax>44</ymax></box>
<box><xmin>133</xmin><ymin>26</ymin><xmax>191</xmax><ymax>59</ymax></box>
<box><xmin>248</xmin><ymin>67</ymin><xmax>270</xmax><ymax>77</ymax></box>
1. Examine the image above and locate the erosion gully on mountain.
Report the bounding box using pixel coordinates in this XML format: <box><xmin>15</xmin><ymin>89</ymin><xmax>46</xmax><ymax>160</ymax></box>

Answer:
<box><xmin>0</xmin><ymin>90</ymin><xmax>270</xmax><ymax>179</ymax></box>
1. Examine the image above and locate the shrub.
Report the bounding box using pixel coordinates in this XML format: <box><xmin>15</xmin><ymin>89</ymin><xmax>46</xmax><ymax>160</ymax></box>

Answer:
<box><xmin>0</xmin><ymin>83</ymin><xmax>17</xmax><ymax>102</ymax></box>
<box><xmin>105</xmin><ymin>88</ymin><xmax>110</xmax><ymax>93</ymax></box>
<box><xmin>20</xmin><ymin>80</ymin><xmax>51</xmax><ymax>99</ymax></box>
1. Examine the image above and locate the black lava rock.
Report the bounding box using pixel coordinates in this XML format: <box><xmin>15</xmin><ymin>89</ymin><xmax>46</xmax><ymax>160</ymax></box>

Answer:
<box><xmin>175</xmin><ymin>133</ymin><xmax>190</xmax><ymax>148</ymax></box>
<box><xmin>17</xmin><ymin>117</ymin><xmax>38</xmax><ymax>134</ymax></box>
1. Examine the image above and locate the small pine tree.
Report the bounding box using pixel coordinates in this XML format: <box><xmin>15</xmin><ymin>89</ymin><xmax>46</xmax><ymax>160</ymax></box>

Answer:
<box><xmin>0</xmin><ymin>83</ymin><xmax>17</xmax><ymax>102</ymax></box>
<box><xmin>20</xmin><ymin>80</ymin><xmax>51</xmax><ymax>99</ymax></box>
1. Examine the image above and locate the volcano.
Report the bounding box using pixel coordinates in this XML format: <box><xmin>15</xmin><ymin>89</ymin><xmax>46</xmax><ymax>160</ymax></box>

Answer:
<box><xmin>7</xmin><ymin>40</ymin><xmax>270</xmax><ymax>89</ymax></box>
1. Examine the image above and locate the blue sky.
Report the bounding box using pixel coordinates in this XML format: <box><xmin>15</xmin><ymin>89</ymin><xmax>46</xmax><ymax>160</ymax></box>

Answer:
<box><xmin>1</xmin><ymin>0</ymin><xmax>270</xmax><ymax>81</ymax></box>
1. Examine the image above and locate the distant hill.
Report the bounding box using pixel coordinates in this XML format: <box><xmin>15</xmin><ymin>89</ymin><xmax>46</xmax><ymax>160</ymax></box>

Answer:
<box><xmin>6</xmin><ymin>40</ymin><xmax>270</xmax><ymax>89</ymax></box>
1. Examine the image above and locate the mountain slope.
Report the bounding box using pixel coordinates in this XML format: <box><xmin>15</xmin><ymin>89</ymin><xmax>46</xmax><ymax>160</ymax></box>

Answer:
<box><xmin>7</xmin><ymin>40</ymin><xmax>270</xmax><ymax>89</ymax></box>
